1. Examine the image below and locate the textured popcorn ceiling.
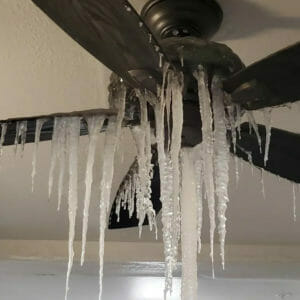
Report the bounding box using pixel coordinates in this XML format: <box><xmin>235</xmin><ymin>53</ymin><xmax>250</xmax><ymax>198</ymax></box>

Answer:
<box><xmin>0</xmin><ymin>0</ymin><xmax>299</xmax><ymax>246</ymax></box>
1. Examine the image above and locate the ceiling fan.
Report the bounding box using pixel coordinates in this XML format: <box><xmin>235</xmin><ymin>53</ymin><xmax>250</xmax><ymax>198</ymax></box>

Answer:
<box><xmin>0</xmin><ymin>0</ymin><xmax>299</xmax><ymax>223</ymax></box>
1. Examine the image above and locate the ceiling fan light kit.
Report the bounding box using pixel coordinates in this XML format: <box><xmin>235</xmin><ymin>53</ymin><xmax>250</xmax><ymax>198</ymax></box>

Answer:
<box><xmin>1</xmin><ymin>0</ymin><xmax>299</xmax><ymax>299</ymax></box>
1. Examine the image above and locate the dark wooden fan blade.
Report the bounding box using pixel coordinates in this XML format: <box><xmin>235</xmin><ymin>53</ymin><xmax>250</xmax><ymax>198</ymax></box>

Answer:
<box><xmin>223</xmin><ymin>43</ymin><xmax>300</xmax><ymax>110</ymax></box>
<box><xmin>232</xmin><ymin>123</ymin><xmax>300</xmax><ymax>183</ymax></box>
<box><xmin>32</xmin><ymin>0</ymin><xmax>164</xmax><ymax>92</ymax></box>
<box><xmin>0</xmin><ymin>108</ymin><xmax>115</xmax><ymax>146</ymax></box>
<box><xmin>109</xmin><ymin>160</ymin><xmax>161</xmax><ymax>230</ymax></box>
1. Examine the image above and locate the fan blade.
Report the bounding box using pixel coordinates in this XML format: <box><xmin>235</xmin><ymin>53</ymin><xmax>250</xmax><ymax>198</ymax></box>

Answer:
<box><xmin>109</xmin><ymin>159</ymin><xmax>161</xmax><ymax>230</ymax></box>
<box><xmin>223</xmin><ymin>43</ymin><xmax>300</xmax><ymax>110</ymax></box>
<box><xmin>232</xmin><ymin>123</ymin><xmax>300</xmax><ymax>183</ymax></box>
<box><xmin>0</xmin><ymin>108</ymin><xmax>115</xmax><ymax>146</ymax></box>
<box><xmin>31</xmin><ymin>0</ymin><xmax>164</xmax><ymax>92</ymax></box>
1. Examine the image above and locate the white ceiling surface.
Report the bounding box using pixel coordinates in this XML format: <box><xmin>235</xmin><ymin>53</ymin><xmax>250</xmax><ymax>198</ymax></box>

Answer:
<box><xmin>0</xmin><ymin>0</ymin><xmax>299</xmax><ymax>246</ymax></box>
<box><xmin>1</xmin><ymin>260</ymin><xmax>300</xmax><ymax>300</ymax></box>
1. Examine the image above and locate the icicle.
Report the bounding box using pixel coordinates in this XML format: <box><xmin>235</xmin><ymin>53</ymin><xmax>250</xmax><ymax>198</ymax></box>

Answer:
<box><xmin>192</xmin><ymin>145</ymin><xmax>204</xmax><ymax>254</ymax></box>
<box><xmin>227</xmin><ymin>104</ymin><xmax>237</xmax><ymax>153</ymax></box>
<box><xmin>212</xmin><ymin>75</ymin><xmax>230</xmax><ymax>270</ymax></box>
<box><xmin>292</xmin><ymin>183</ymin><xmax>297</xmax><ymax>222</ymax></box>
<box><xmin>246</xmin><ymin>111</ymin><xmax>262</xmax><ymax>153</ymax></box>
<box><xmin>0</xmin><ymin>123</ymin><xmax>7</xmax><ymax>156</ymax></box>
<box><xmin>57</xmin><ymin>119</ymin><xmax>68</xmax><ymax>211</ymax></box>
<box><xmin>31</xmin><ymin>118</ymin><xmax>47</xmax><ymax>192</ymax></box>
<box><xmin>260</xmin><ymin>169</ymin><xmax>266</xmax><ymax>200</ymax></box>
<box><xmin>98</xmin><ymin>84</ymin><xmax>126</xmax><ymax>300</ymax></box>
<box><xmin>48</xmin><ymin>117</ymin><xmax>60</xmax><ymax>199</ymax></box>
<box><xmin>181</xmin><ymin>148</ymin><xmax>198</xmax><ymax>300</ymax></box>
<box><xmin>236</xmin><ymin>105</ymin><xmax>242</xmax><ymax>140</ymax></box>
<box><xmin>169</xmin><ymin>71</ymin><xmax>184</xmax><ymax>267</ymax></box>
<box><xmin>263</xmin><ymin>108</ymin><xmax>272</xmax><ymax>166</ymax></box>
<box><xmin>81</xmin><ymin>115</ymin><xmax>105</xmax><ymax>266</ymax></box>
<box><xmin>65</xmin><ymin>117</ymin><xmax>81</xmax><ymax>300</ymax></box>
<box><xmin>14</xmin><ymin>122</ymin><xmax>20</xmax><ymax>155</ymax></box>
<box><xmin>193</xmin><ymin>66</ymin><xmax>216</xmax><ymax>278</ymax></box>
<box><xmin>19</xmin><ymin>121</ymin><xmax>27</xmax><ymax>156</ymax></box>
<box><xmin>234</xmin><ymin>156</ymin><xmax>240</xmax><ymax>186</ymax></box>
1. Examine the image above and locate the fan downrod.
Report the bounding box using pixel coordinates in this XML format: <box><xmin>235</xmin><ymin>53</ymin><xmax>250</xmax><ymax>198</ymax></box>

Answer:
<box><xmin>141</xmin><ymin>0</ymin><xmax>223</xmax><ymax>42</ymax></box>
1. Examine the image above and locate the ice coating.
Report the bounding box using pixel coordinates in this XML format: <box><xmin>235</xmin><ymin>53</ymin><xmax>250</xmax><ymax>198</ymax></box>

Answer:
<box><xmin>263</xmin><ymin>108</ymin><xmax>272</xmax><ymax>166</ymax></box>
<box><xmin>81</xmin><ymin>115</ymin><xmax>105</xmax><ymax>266</ymax></box>
<box><xmin>98</xmin><ymin>83</ymin><xmax>126</xmax><ymax>300</ymax></box>
<box><xmin>31</xmin><ymin>118</ymin><xmax>47</xmax><ymax>192</ymax></box>
<box><xmin>181</xmin><ymin>148</ymin><xmax>198</xmax><ymax>300</ymax></box>
<box><xmin>193</xmin><ymin>66</ymin><xmax>216</xmax><ymax>277</ymax></box>
<box><xmin>0</xmin><ymin>123</ymin><xmax>8</xmax><ymax>156</ymax></box>
<box><xmin>65</xmin><ymin>117</ymin><xmax>81</xmax><ymax>300</ymax></box>
<box><xmin>227</xmin><ymin>104</ymin><xmax>237</xmax><ymax>153</ymax></box>
<box><xmin>212</xmin><ymin>75</ymin><xmax>230</xmax><ymax>269</ymax></box>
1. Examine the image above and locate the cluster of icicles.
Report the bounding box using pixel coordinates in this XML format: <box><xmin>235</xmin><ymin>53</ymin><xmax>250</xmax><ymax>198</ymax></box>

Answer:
<box><xmin>0</xmin><ymin>64</ymin><xmax>295</xmax><ymax>300</ymax></box>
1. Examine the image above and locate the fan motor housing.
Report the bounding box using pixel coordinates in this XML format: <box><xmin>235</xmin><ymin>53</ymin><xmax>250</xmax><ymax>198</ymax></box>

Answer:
<box><xmin>141</xmin><ymin>0</ymin><xmax>223</xmax><ymax>41</ymax></box>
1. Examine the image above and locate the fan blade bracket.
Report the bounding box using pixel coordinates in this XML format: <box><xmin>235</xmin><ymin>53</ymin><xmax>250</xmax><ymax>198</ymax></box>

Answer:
<box><xmin>229</xmin><ymin>79</ymin><xmax>279</xmax><ymax>110</ymax></box>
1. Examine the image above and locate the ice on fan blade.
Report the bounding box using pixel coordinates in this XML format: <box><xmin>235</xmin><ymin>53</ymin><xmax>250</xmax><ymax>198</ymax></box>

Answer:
<box><xmin>193</xmin><ymin>66</ymin><xmax>216</xmax><ymax>278</ymax></box>
<box><xmin>0</xmin><ymin>123</ymin><xmax>7</xmax><ymax>156</ymax></box>
<box><xmin>98</xmin><ymin>84</ymin><xmax>126</xmax><ymax>300</ymax></box>
<box><xmin>31</xmin><ymin>118</ymin><xmax>47</xmax><ymax>192</ymax></box>
<box><xmin>181</xmin><ymin>148</ymin><xmax>198</xmax><ymax>300</ymax></box>
<box><xmin>81</xmin><ymin>115</ymin><xmax>105</xmax><ymax>266</ymax></box>
<box><xmin>246</xmin><ymin>111</ymin><xmax>262</xmax><ymax>153</ymax></box>
<box><xmin>263</xmin><ymin>108</ymin><xmax>272</xmax><ymax>166</ymax></box>
<box><xmin>131</xmin><ymin>92</ymin><xmax>157</xmax><ymax>237</ymax></box>
<box><xmin>192</xmin><ymin>145</ymin><xmax>204</xmax><ymax>254</ymax></box>
<box><xmin>292</xmin><ymin>182</ymin><xmax>297</xmax><ymax>222</ymax></box>
<box><xmin>65</xmin><ymin>117</ymin><xmax>81</xmax><ymax>300</ymax></box>
<box><xmin>212</xmin><ymin>75</ymin><xmax>230</xmax><ymax>270</ymax></box>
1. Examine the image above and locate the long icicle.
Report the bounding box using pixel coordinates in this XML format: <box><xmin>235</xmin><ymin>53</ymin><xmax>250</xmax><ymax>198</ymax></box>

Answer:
<box><xmin>31</xmin><ymin>118</ymin><xmax>47</xmax><ymax>192</ymax></box>
<box><xmin>212</xmin><ymin>75</ymin><xmax>230</xmax><ymax>270</ymax></box>
<box><xmin>65</xmin><ymin>117</ymin><xmax>81</xmax><ymax>300</ymax></box>
<box><xmin>246</xmin><ymin>111</ymin><xmax>262</xmax><ymax>153</ymax></box>
<box><xmin>81</xmin><ymin>115</ymin><xmax>105</xmax><ymax>266</ymax></box>
<box><xmin>193</xmin><ymin>66</ymin><xmax>216</xmax><ymax>278</ymax></box>
<box><xmin>98</xmin><ymin>84</ymin><xmax>126</xmax><ymax>300</ymax></box>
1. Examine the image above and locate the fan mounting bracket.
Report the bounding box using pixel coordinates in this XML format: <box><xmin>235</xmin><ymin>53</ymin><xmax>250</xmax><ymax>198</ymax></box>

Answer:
<box><xmin>141</xmin><ymin>0</ymin><xmax>223</xmax><ymax>42</ymax></box>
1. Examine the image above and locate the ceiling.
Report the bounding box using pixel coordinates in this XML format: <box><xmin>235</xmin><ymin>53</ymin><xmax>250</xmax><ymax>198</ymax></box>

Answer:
<box><xmin>0</xmin><ymin>0</ymin><xmax>299</xmax><ymax>248</ymax></box>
